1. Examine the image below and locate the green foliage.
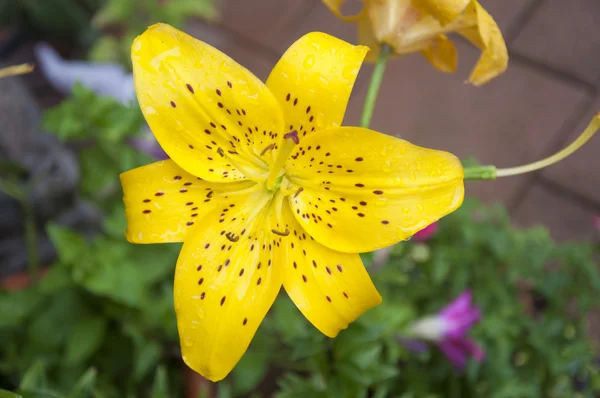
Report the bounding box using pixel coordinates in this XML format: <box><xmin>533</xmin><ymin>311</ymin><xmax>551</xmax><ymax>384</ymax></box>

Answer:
<box><xmin>0</xmin><ymin>0</ymin><xmax>216</xmax><ymax>67</ymax></box>
<box><xmin>255</xmin><ymin>199</ymin><xmax>600</xmax><ymax>398</ymax></box>
<box><xmin>88</xmin><ymin>0</ymin><xmax>218</xmax><ymax>67</ymax></box>
<box><xmin>0</xmin><ymin>89</ymin><xmax>181</xmax><ymax>396</ymax></box>
<box><xmin>42</xmin><ymin>83</ymin><xmax>149</xmax><ymax>209</ymax></box>
<box><xmin>0</xmin><ymin>0</ymin><xmax>99</xmax><ymax>42</ymax></box>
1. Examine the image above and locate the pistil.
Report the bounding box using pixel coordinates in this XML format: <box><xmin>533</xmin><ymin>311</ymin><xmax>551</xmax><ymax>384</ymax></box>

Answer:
<box><xmin>266</xmin><ymin>130</ymin><xmax>299</xmax><ymax>190</ymax></box>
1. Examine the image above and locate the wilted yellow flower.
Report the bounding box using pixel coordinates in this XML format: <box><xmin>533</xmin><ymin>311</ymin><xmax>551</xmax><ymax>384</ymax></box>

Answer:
<box><xmin>120</xmin><ymin>23</ymin><xmax>464</xmax><ymax>381</ymax></box>
<box><xmin>323</xmin><ymin>0</ymin><xmax>508</xmax><ymax>85</ymax></box>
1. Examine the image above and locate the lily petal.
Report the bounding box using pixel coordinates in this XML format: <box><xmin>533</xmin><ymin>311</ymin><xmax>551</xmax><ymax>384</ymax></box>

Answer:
<box><xmin>322</xmin><ymin>0</ymin><xmax>365</xmax><ymax>21</ymax></box>
<box><xmin>120</xmin><ymin>160</ymin><xmax>254</xmax><ymax>243</ymax></box>
<box><xmin>457</xmin><ymin>2</ymin><xmax>508</xmax><ymax>86</ymax></box>
<box><xmin>279</xmin><ymin>202</ymin><xmax>381</xmax><ymax>337</ymax></box>
<box><xmin>266</xmin><ymin>32</ymin><xmax>367</xmax><ymax>137</ymax></box>
<box><xmin>285</xmin><ymin>127</ymin><xmax>464</xmax><ymax>253</ymax></box>
<box><xmin>174</xmin><ymin>190</ymin><xmax>282</xmax><ymax>382</ymax></box>
<box><xmin>357</xmin><ymin>12</ymin><xmax>381</xmax><ymax>63</ymax></box>
<box><xmin>420</xmin><ymin>35</ymin><xmax>458</xmax><ymax>73</ymax></box>
<box><xmin>132</xmin><ymin>23</ymin><xmax>285</xmax><ymax>181</ymax></box>
<box><xmin>414</xmin><ymin>0</ymin><xmax>471</xmax><ymax>26</ymax></box>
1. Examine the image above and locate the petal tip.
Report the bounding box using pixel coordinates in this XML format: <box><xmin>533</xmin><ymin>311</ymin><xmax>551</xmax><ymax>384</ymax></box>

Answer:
<box><xmin>182</xmin><ymin>354</ymin><xmax>226</xmax><ymax>383</ymax></box>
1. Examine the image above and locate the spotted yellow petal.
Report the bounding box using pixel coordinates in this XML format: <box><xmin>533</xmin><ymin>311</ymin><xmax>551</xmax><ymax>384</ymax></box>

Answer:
<box><xmin>266</xmin><ymin>32</ymin><xmax>367</xmax><ymax>138</ymax></box>
<box><xmin>284</xmin><ymin>127</ymin><xmax>464</xmax><ymax>253</ymax></box>
<box><xmin>278</xmin><ymin>202</ymin><xmax>381</xmax><ymax>337</ymax></box>
<box><xmin>414</xmin><ymin>0</ymin><xmax>471</xmax><ymax>26</ymax></box>
<box><xmin>132</xmin><ymin>23</ymin><xmax>285</xmax><ymax>182</ymax></box>
<box><xmin>420</xmin><ymin>34</ymin><xmax>458</xmax><ymax>73</ymax></box>
<box><xmin>322</xmin><ymin>0</ymin><xmax>365</xmax><ymax>21</ymax></box>
<box><xmin>457</xmin><ymin>2</ymin><xmax>508</xmax><ymax>86</ymax></box>
<box><xmin>174</xmin><ymin>190</ymin><xmax>282</xmax><ymax>382</ymax></box>
<box><xmin>120</xmin><ymin>159</ymin><xmax>254</xmax><ymax>243</ymax></box>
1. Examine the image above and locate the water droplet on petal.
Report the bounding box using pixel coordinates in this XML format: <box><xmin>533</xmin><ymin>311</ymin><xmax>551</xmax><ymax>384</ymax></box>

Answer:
<box><xmin>303</xmin><ymin>54</ymin><xmax>315</xmax><ymax>69</ymax></box>
<box><xmin>382</xmin><ymin>159</ymin><xmax>393</xmax><ymax>173</ymax></box>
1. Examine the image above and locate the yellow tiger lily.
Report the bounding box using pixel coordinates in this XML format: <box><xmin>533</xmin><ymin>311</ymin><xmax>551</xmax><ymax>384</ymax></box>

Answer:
<box><xmin>120</xmin><ymin>23</ymin><xmax>464</xmax><ymax>381</ymax></box>
<box><xmin>323</xmin><ymin>0</ymin><xmax>508</xmax><ymax>85</ymax></box>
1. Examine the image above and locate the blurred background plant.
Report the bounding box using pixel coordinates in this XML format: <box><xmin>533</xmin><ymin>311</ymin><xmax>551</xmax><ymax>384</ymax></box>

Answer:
<box><xmin>0</xmin><ymin>0</ymin><xmax>218</xmax><ymax>66</ymax></box>
<box><xmin>88</xmin><ymin>0</ymin><xmax>218</xmax><ymax>67</ymax></box>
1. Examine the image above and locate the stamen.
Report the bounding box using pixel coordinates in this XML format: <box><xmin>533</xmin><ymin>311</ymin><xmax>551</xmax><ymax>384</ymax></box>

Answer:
<box><xmin>260</xmin><ymin>143</ymin><xmax>276</xmax><ymax>156</ymax></box>
<box><xmin>272</xmin><ymin>229</ymin><xmax>290</xmax><ymax>236</ymax></box>
<box><xmin>283</xmin><ymin>130</ymin><xmax>299</xmax><ymax>144</ymax></box>
<box><xmin>225</xmin><ymin>232</ymin><xmax>239</xmax><ymax>242</ymax></box>
<box><xmin>217</xmin><ymin>147</ymin><xmax>225</xmax><ymax>157</ymax></box>
<box><xmin>266</xmin><ymin>130</ymin><xmax>299</xmax><ymax>190</ymax></box>
<box><xmin>294</xmin><ymin>187</ymin><xmax>304</xmax><ymax>198</ymax></box>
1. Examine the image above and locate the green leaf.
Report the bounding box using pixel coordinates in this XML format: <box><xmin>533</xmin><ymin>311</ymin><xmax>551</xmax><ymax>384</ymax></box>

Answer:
<box><xmin>27</xmin><ymin>290</ymin><xmax>89</xmax><ymax>350</ymax></box>
<box><xmin>216</xmin><ymin>381</ymin><xmax>233</xmax><ymax>398</ymax></box>
<box><xmin>0</xmin><ymin>289</ymin><xmax>43</xmax><ymax>328</ymax></box>
<box><xmin>150</xmin><ymin>365</ymin><xmax>169</xmax><ymax>398</ymax></box>
<box><xmin>65</xmin><ymin>315</ymin><xmax>108</xmax><ymax>365</ymax></box>
<box><xmin>37</xmin><ymin>266</ymin><xmax>74</xmax><ymax>295</ymax></box>
<box><xmin>134</xmin><ymin>341</ymin><xmax>162</xmax><ymax>381</ymax></box>
<box><xmin>232</xmin><ymin>337</ymin><xmax>270</xmax><ymax>395</ymax></box>
<box><xmin>19</xmin><ymin>361</ymin><xmax>48</xmax><ymax>390</ymax></box>
<box><xmin>46</xmin><ymin>224</ymin><xmax>88</xmax><ymax>265</ymax></box>
<box><xmin>93</xmin><ymin>0</ymin><xmax>136</xmax><ymax>26</ymax></box>
<box><xmin>0</xmin><ymin>389</ymin><xmax>24</xmax><ymax>398</ymax></box>
<box><xmin>67</xmin><ymin>368</ymin><xmax>97</xmax><ymax>398</ymax></box>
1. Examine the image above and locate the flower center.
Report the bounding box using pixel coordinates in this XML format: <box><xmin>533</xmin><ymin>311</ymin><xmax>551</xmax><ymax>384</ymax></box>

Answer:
<box><xmin>265</xmin><ymin>130</ymin><xmax>299</xmax><ymax>191</ymax></box>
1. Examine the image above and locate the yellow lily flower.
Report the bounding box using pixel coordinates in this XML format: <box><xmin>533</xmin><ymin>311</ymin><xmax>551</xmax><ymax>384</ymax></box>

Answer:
<box><xmin>120</xmin><ymin>23</ymin><xmax>464</xmax><ymax>381</ymax></box>
<box><xmin>323</xmin><ymin>0</ymin><xmax>508</xmax><ymax>85</ymax></box>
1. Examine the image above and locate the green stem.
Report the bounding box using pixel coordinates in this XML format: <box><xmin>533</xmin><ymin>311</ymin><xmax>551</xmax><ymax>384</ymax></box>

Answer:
<box><xmin>360</xmin><ymin>44</ymin><xmax>392</xmax><ymax>128</ymax></box>
<box><xmin>463</xmin><ymin>165</ymin><xmax>497</xmax><ymax>181</ymax></box>
<box><xmin>23</xmin><ymin>199</ymin><xmax>39</xmax><ymax>281</ymax></box>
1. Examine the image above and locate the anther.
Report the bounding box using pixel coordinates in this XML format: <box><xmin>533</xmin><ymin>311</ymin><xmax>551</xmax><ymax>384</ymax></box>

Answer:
<box><xmin>260</xmin><ymin>143</ymin><xmax>276</xmax><ymax>156</ymax></box>
<box><xmin>225</xmin><ymin>232</ymin><xmax>239</xmax><ymax>242</ymax></box>
<box><xmin>271</xmin><ymin>229</ymin><xmax>290</xmax><ymax>236</ymax></box>
<box><xmin>283</xmin><ymin>130</ymin><xmax>299</xmax><ymax>144</ymax></box>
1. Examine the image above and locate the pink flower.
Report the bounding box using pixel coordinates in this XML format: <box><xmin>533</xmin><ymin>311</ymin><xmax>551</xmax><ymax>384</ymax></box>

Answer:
<box><xmin>593</xmin><ymin>216</ymin><xmax>600</xmax><ymax>231</ymax></box>
<box><xmin>409</xmin><ymin>290</ymin><xmax>485</xmax><ymax>370</ymax></box>
<box><xmin>412</xmin><ymin>222</ymin><xmax>439</xmax><ymax>242</ymax></box>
